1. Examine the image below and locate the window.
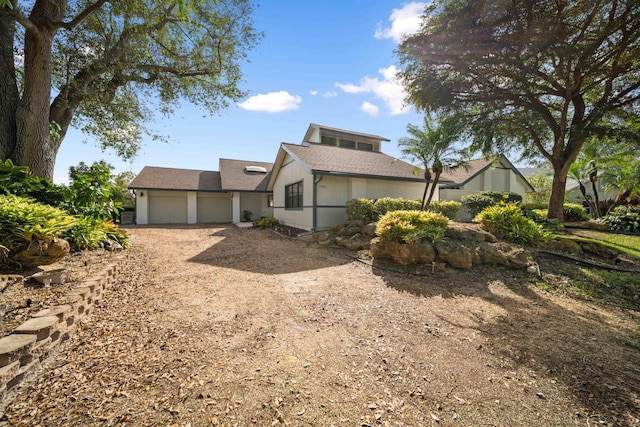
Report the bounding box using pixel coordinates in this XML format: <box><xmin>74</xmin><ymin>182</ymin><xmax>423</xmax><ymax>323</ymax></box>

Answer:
<box><xmin>320</xmin><ymin>136</ymin><xmax>338</xmax><ymax>146</ymax></box>
<box><xmin>339</xmin><ymin>139</ymin><xmax>356</xmax><ymax>149</ymax></box>
<box><xmin>285</xmin><ymin>181</ymin><xmax>303</xmax><ymax>209</ymax></box>
<box><xmin>358</xmin><ymin>142</ymin><xmax>373</xmax><ymax>151</ymax></box>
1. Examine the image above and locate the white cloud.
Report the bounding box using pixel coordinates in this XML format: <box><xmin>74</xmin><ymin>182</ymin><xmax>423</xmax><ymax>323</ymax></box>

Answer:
<box><xmin>323</xmin><ymin>90</ymin><xmax>337</xmax><ymax>98</ymax></box>
<box><xmin>361</xmin><ymin>102</ymin><xmax>380</xmax><ymax>117</ymax></box>
<box><xmin>375</xmin><ymin>2</ymin><xmax>428</xmax><ymax>43</ymax></box>
<box><xmin>238</xmin><ymin>91</ymin><xmax>301</xmax><ymax>113</ymax></box>
<box><xmin>310</xmin><ymin>90</ymin><xmax>318</xmax><ymax>96</ymax></box>
<box><xmin>335</xmin><ymin>65</ymin><xmax>410</xmax><ymax>115</ymax></box>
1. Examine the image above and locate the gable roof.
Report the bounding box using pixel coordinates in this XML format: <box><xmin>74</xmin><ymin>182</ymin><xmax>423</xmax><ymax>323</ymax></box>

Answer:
<box><xmin>219</xmin><ymin>158</ymin><xmax>273</xmax><ymax>192</ymax></box>
<box><xmin>267</xmin><ymin>142</ymin><xmax>447</xmax><ymax>190</ymax></box>
<box><xmin>303</xmin><ymin>123</ymin><xmax>391</xmax><ymax>143</ymax></box>
<box><xmin>128</xmin><ymin>166</ymin><xmax>223</xmax><ymax>192</ymax></box>
<box><xmin>439</xmin><ymin>155</ymin><xmax>535</xmax><ymax>191</ymax></box>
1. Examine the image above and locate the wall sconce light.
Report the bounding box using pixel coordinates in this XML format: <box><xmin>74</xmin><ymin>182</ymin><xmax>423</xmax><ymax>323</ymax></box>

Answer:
<box><xmin>140</xmin><ymin>191</ymin><xmax>144</xmax><ymax>197</ymax></box>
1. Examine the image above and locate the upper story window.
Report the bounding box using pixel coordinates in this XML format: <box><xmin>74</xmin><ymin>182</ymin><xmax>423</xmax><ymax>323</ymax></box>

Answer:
<box><xmin>358</xmin><ymin>142</ymin><xmax>373</xmax><ymax>151</ymax></box>
<box><xmin>285</xmin><ymin>181</ymin><xmax>303</xmax><ymax>209</ymax></box>
<box><xmin>319</xmin><ymin>134</ymin><xmax>377</xmax><ymax>151</ymax></box>
<box><xmin>320</xmin><ymin>136</ymin><xmax>338</xmax><ymax>146</ymax></box>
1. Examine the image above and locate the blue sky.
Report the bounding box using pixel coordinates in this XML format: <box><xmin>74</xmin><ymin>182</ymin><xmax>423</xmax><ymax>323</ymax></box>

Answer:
<box><xmin>53</xmin><ymin>1</ymin><xmax>431</xmax><ymax>183</ymax></box>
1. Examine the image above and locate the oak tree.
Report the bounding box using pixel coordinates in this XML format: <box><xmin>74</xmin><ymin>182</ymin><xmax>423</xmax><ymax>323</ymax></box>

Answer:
<box><xmin>397</xmin><ymin>0</ymin><xmax>640</xmax><ymax>220</ymax></box>
<box><xmin>0</xmin><ymin>0</ymin><xmax>261</xmax><ymax>179</ymax></box>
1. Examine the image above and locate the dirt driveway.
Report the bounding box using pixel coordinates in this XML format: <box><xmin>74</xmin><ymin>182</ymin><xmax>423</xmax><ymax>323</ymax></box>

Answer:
<box><xmin>3</xmin><ymin>225</ymin><xmax>640</xmax><ymax>426</ymax></box>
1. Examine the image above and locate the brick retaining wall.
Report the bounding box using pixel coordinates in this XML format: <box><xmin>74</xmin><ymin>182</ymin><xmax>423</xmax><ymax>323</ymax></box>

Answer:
<box><xmin>0</xmin><ymin>259</ymin><xmax>126</xmax><ymax>406</ymax></box>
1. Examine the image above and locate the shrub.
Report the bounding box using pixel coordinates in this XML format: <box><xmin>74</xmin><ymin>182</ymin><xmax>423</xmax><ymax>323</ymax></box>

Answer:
<box><xmin>599</xmin><ymin>205</ymin><xmax>640</xmax><ymax>233</ymax></box>
<box><xmin>346</xmin><ymin>198</ymin><xmax>377</xmax><ymax>221</ymax></box>
<box><xmin>0</xmin><ymin>195</ymin><xmax>77</xmax><ymax>262</ymax></box>
<box><xmin>0</xmin><ymin>159</ymin><xmax>67</xmax><ymax>206</ymax></box>
<box><xmin>374</xmin><ymin>198</ymin><xmax>421</xmax><ymax>217</ymax></box>
<box><xmin>254</xmin><ymin>217</ymin><xmax>280</xmax><ymax>229</ymax></box>
<box><xmin>376</xmin><ymin>210</ymin><xmax>450</xmax><ymax>244</ymax></box>
<box><xmin>64</xmin><ymin>217</ymin><xmax>130</xmax><ymax>251</ymax></box>
<box><xmin>562</xmin><ymin>203</ymin><xmax>590</xmax><ymax>222</ymax></box>
<box><xmin>461</xmin><ymin>191</ymin><xmax>523</xmax><ymax>217</ymax></box>
<box><xmin>474</xmin><ymin>203</ymin><xmax>552</xmax><ymax>246</ymax></box>
<box><xmin>427</xmin><ymin>200</ymin><xmax>461</xmax><ymax>221</ymax></box>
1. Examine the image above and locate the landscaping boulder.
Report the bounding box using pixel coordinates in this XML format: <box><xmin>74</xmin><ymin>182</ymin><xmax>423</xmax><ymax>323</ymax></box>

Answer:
<box><xmin>578</xmin><ymin>240</ymin><xmax>620</xmax><ymax>259</ymax></box>
<box><xmin>12</xmin><ymin>238</ymin><xmax>70</xmax><ymax>268</ymax></box>
<box><xmin>435</xmin><ymin>240</ymin><xmax>473</xmax><ymax>269</ymax></box>
<box><xmin>370</xmin><ymin>237</ymin><xmax>436</xmax><ymax>266</ymax></box>
<box><xmin>361</xmin><ymin>222</ymin><xmax>378</xmax><ymax>237</ymax></box>
<box><xmin>335</xmin><ymin>234</ymin><xmax>371</xmax><ymax>251</ymax></box>
<box><xmin>546</xmin><ymin>237</ymin><xmax>583</xmax><ymax>254</ymax></box>
<box><xmin>445</xmin><ymin>224</ymin><xmax>497</xmax><ymax>243</ymax></box>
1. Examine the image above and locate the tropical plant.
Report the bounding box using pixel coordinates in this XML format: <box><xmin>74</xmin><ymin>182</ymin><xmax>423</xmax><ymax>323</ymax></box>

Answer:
<box><xmin>599</xmin><ymin>205</ymin><xmax>640</xmax><ymax>233</ymax></box>
<box><xmin>398</xmin><ymin>1</ymin><xmax>640</xmax><ymax>221</ymax></box>
<box><xmin>474</xmin><ymin>203</ymin><xmax>552</xmax><ymax>246</ymax></box>
<box><xmin>426</xmin><ymin>200</ymin><xmax>461</xmax><ymax>221</ymax></box>
<box><xmin>376</xmin><ymin>210</ymin><xmax>450</xmax><ymax>244</ymax></box>
<box><xmin>0</xmin><ymin>0</ymin><xmax>262</xmax><ymax>179</ymax></box>
<box><xmin>398</xmin><ymin>115</ymin><xmax>468</xmax><ymax>210</ymax></box>
<box><xmin>61</xmin><ymin>161</ymin><xmax>122</xmax><ymax>220</ymax></box>
<box><xmin>461</xmin><ymin>191</ymin><xmax>523</xmax><ymax>218</ymax></box>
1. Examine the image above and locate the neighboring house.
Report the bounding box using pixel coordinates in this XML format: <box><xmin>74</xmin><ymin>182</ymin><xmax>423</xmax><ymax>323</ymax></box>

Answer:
<box><xmin>439</xmin><ymin>155</ymin><xmax>534</xmax><ymax>202</ymax></box>
<box><xmin>266</xmin><ymin>124</ymin><xmax>436</xmax><ymax>231</ymax></box>
<box><xmin>129</xmin><ymin>159</ymin><xmax>273</xmax><ymax>225</ymax></box>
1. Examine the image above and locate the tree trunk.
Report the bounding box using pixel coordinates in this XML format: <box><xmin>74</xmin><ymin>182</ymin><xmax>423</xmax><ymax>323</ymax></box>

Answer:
<box><xmin>589</xmin><ymin>177</ymin><xmax>601</xmax><ymax>218</ymax></box>
<box><xmin>424</xmin><ymin>170</ymin><xmax>441</xmax><ymax>210</ymax></box>
<box><xmin>11</xmin><ymin>0</ymin><xmax>67</xmax><ymax>180</ymax></box>
<box><xmin>0</xmin><ymin>8</ymin><xmax>18</xmax><ymax>160</ymax></box>
<box><xmin>420</xmin><ymin>181</ymin><xmax>429</xmax><ymax>210</ymax></box>
<box><xmin>548</xmin><ymin>170</ymin><xmax>568</xmax><ymax>221</ymax></box>
<box><xmin>420</xmin><ymin>169</ymin><xmax>432</xmax><ymax>210</ymax></box>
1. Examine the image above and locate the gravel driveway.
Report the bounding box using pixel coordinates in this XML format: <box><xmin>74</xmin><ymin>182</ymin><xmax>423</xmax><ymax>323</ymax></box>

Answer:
<box><xmin>3</xmin><ymin>224</ymin><xmax>639</xmax><ymax>426</ymax></box>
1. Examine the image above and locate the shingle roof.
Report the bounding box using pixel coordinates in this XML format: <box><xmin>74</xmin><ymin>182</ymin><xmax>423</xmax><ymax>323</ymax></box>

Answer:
<box><xmin>128</xmin><ymin>166</ymin><xmax>223</xmax><ymax>191</ymax></box>
<box><xmin>439</xmin><ymin>158</ymin><xmax>494</xmax><ymax>185</ymax></box>
<box><xmin>282</xmin><ymin>143</ymin><xmax>425</xmax><ymax>181</ymax></box>
<box><xmin>219</xmin><ymin>158</ymin><xmax>273</xmax><ymax>192</ymax></box>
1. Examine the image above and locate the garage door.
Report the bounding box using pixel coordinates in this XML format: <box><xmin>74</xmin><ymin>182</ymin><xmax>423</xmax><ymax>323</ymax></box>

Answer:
<box><xmin>197</xmin><ymin>193</ymin><xmax>231</xmax><ymax>223</ymax></box>
<box><xmin>148</xmin><ymin>190</ymin><xmax>188</xmax><ymax>224</ymax></box>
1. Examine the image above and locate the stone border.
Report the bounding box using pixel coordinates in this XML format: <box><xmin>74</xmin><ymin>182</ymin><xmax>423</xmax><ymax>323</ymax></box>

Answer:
<box><xmin>0</xmin><ymin>258</ymin><xmax>126</xmax><ymax>406</ymax></box>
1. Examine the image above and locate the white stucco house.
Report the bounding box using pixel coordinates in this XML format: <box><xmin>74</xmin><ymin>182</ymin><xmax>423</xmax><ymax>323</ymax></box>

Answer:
<box><xmin>128</xmin><ymin>123</ymin><xmax>437</xmax><ymax>229</ymax></box>
<box><xmin>266</xmin><ymin>124</ymin><xmax>433</xmax><ymax>231</ymax></box>
<box><xmin>438</xmin><ymin>155</ymin><xmax>534</xmax><ymax>202</ymax></box>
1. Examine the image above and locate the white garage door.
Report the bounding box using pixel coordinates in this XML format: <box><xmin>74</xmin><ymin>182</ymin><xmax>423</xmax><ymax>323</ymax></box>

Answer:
<box><xmin>197</xmin><ymin>193</ymin><xmax>231</xmax><ymax>223</ymax></box>
<box><xmin>148</xmin><ymin>190</ymin><xmax>188</xmax><ymax>224</ymax></box>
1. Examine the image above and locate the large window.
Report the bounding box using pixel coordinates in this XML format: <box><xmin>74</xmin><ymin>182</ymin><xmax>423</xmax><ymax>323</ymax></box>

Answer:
<box><xmin>285</xmin><ymin>181</ymin><xmax>303</xmax><ymax>209</ymax></box>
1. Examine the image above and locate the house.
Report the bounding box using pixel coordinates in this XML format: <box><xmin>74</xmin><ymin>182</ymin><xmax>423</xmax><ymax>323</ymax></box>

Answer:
<box><xmin>129</xmin><ymin>123</ymin><xmax>446</xmax><ymax>229</ymax></box>
<box><xmin>438</xmin><ymin>155</ymin><xmax>534</xmax><ymax>202</ymax></box>
<box><xmin>128</xmin><ymin>159</ymin><xmax>273</xmax><ymax>225</ymax></box>
<box><xmin>266</xmin><ymin>124</ymin><xmax>432</xmax><ymax>231</ymax></box>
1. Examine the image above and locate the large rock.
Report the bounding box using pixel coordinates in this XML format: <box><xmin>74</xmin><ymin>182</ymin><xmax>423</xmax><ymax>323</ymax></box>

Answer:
<box><xmin>370</xmin><ymin>238</ymin><xmax>436</xmax><ymax>265</ymax></box>
<box><xmin>578</xmin><ymin>240</ymin><xmax>620</xmax><ymax>259</ymax></box>
<box><xmin>472</xmin><ymin>242</ymin><xmax>528</xmax><ymax>268</ymax></box>
<box><xmin>361</xmin><ymin>222</ymin><xmax>378</xmax><ymax>237</ymax></box>
<box><xmin>12</xmin><ymin>238</ymin><xmax>70</xmax><ymax>268</ymax></box>
<box><xmin>435</xmin><ymin>240</ymin><xmax>473</xmax><ymax>269</ymax></box>
<box><xmin>545</xmin><ymin>237</ymin><xmax>583</xmax><ymax>254</ymax></box>
<box><xmin>335</xmin><ymin>234</ymin><xmax>371</xmax><ymax>251</ymax></box>
<box><xmin>445</xmin><ymin>224</ymin><xmax>497</xmax><ymax>243</ymax></box>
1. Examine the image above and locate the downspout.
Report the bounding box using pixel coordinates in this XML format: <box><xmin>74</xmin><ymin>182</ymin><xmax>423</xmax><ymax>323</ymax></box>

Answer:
<box><xmin>313</xmin><ymin>174</ymin><xmax>323</xmax><ymax>231</ymax></box>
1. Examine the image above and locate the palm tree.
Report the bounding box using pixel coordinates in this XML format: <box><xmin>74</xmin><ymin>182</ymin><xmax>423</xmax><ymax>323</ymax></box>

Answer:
<box><xmin>398</xmin><ymin>115</ymin><xmax>467</xmax><ymax>210</ymax></box>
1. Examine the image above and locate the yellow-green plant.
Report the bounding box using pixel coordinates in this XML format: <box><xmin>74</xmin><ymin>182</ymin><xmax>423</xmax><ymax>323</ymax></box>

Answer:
<box><xmin>376</xmin><ymin>210</ymin><xmax>450</xmax><ymax>243</ymax></box>
<box><xmin>474</xmin><ymin>203</ymin><xmax>552</xmax><ymax>246</ymax></box>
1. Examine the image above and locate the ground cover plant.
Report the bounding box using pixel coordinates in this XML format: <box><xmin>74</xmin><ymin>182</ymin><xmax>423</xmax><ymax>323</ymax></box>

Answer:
<box><xmin>474</xmin><ymin>202</ymin><xmax>552</xmax><ymax>246</ymax></box>
<box><xmin>376</xmin><ymin>209</ymin><xmax>450</xmax><ymax>243</ymax></box>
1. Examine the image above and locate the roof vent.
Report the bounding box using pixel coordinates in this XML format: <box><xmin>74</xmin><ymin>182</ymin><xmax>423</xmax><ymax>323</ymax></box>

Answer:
<box><xmin>244</xmin><ymin>165</ymin><xmax>268</xmax><ymax>174</ymax></box>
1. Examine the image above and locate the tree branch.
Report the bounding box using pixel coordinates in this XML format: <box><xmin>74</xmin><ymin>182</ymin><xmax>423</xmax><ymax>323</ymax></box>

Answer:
<box><xmin>54</xmin><ymin>0</ymin><xmax>108</xmax><ymax>30</ymax></box>
<box><xmin>3</xmin><ymin>3</ymin><xmax>41</xmax><ymax>40</ymax></box>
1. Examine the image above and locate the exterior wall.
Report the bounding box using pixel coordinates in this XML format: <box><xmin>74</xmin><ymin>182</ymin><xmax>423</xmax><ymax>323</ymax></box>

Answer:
<box><xmin>440</xmin><ymin>168</ymin><xmax>531</xmax><ymax>202</ymax></box>
<box><xmin>135</xmin><ymin>189</ymin><xmax>149</xmax><ymax>225</ymax></box>
<box><xmin>187</xmin><ymin>192</ymin><xmax>197</xmax><ymax>224</ymax></box>
<box><xmin>240</xmin><ymin>193</ymin><xmax>273</xmax><ymax>221</ymax></box>
<box><xmin>306</xmin><ymin>127</ymin><xmax>321</xmax><ymax>143</ymax></box>
<box><xmin>232</xmin><ymin>192</ymin><xmax>241</xmax><ymax>223</ymax></box>
<box><xmin>272</xmin><ymin>154</ymin><xmax>314</xmax><ymax>230</ymax></box>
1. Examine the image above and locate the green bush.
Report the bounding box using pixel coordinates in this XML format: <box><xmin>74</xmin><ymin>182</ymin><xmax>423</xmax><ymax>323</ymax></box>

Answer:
<box><xmin>346</xmin><ymin>198</ymin><xmax>377</xmax><ymax>221</ymax></box>
<box><xmin>427</xmin><ymin>200</ymin><xmax>461</xmax><ymax>221</ymax></box>
<box><xmin>0</xmin><ymin>159</ymin><xmax>67</xmax><ymax>206</ymax></box>
<box><xmin>376</xmin><ymin>210</ymin><xmax>450</xmax><ymax>244</ymax></box>
<box><xmin>0</xmin><ymin>195</ymin><xmax>77</xmax><ymax>262</ymax></box>
<box><xmin>254</xmin><ymin>217</ymin><xmax>280</xmax><ymax>229</ymax></box>
<box><xmin>599</xmin><ymin>205</ymin><xmax>640</xmax><ymax>233</ymax></box>
<box><xmin>474</xmin><ymin>203</ymin><xmax>552</xmax><ymax>246</ymax></box>
<box><xmin>563</xmin><ymin>203</ymin><xmax>590</xmax><ymax>222</ymax></box>
<box><xmin>461</xmin><ymin>191</ymin><xmax>523</xmax><ymax>217</ymax></box>
<box><xmin>374</xmin><ymin>198</ymin><xmax>421</xmax><ymax>217</ymax></box>
<box><xmin>64</xmin><ymin>217</ymin><xmax>130</xmax><ymax>251</ymax></box>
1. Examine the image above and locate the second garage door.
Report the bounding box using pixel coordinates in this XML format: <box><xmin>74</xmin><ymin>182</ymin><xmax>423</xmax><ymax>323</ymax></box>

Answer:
<box><xmin>197</xmin><ymin>193</ymin><xmax>231</xmax><ymax>223</ymax></box>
